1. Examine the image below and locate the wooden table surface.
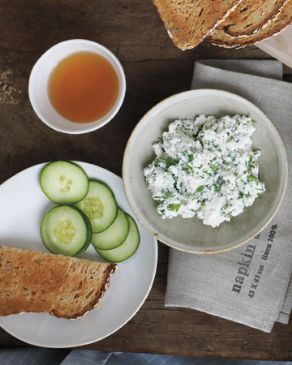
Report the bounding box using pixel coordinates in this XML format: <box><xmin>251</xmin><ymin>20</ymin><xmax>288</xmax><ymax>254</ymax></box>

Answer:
<box><xmin>0</xmin><ymin>0</ymin><xmax>292</xmax><ymax>360</ymax></box>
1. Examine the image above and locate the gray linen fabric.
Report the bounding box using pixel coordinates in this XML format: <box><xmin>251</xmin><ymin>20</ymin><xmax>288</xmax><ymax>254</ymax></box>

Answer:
<box><xmin>165</xmin><ymin>60</ymin><xmax>292</xmax><ymax>332</ymax></box>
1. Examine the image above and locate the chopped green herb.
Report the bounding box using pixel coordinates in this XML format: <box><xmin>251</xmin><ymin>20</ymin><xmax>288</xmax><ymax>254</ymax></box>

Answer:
<box><xmin>188</xmin><ymin>154</ymin><xmax>194</xmax><ymax>162</ymax></box>
<box><xmin>215</xmin><ymin>184</ymin><xmax>221</xmax><ymax>193</ymax></box>
<box><xmin>196</xmin><ymin>185</ymin><xmax>204</xmax><ymax>193</ymax></box>
<box><xmin>247</xmin><ymin>155</ymin><xmax>255</xmax><ymax>170</ymax></box>
<box><xmin>154</xmin><ymin>159</ymin><xmax>160</xmax><ymax>167</ymax></box>
<box><xmin>165</xmin><ymin>156</ymin><xmax>178</xmax><ymax>167</ymax></box>
<box><xmin>210</xmin><ymin>164</ymin><xmax>219</xmax><ymax>174</ymax></box>
<box><xmin>248</xmin><ymin>175</ymin><xmax>258</xmax><ymax>182</ymax></box>
<box><xmin>163</xmin><ymin>191</ymin><xmax>173</xmax><ymax>199</ymax></box>
<box><xmin>223</xmin><ymin>211</ymin><xmax>233</xmax><ymax>219</ymax></box>
<box><xmin>168</xmin><ymin>203</ymin><xmax>181</xmax><ymax>212</ymax></box>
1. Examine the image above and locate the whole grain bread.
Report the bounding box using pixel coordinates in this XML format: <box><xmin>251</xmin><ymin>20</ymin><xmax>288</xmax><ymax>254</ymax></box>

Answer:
<box><xmin>213</xmin><ymin>0</ymin><xmax>287</xmax><ymax>37</ymax></box>
<box><xmin>0</xmin><ymin>246</ymin><xmax>115</xmax><ymax>319</ymax></box>
<box><xmin>210</xmin><ymin>0</ymin><xmax>292</xmax><ymax>47</ymax></box>
<box><xmin>152</xmin><ymin>0</ymin><xmax>243</xmax><ymax>50</ymax></box>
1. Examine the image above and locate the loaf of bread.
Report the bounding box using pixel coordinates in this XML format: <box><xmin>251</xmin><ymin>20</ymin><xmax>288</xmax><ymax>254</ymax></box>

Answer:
<box><xmin>209</xmin><ymin>0</ymin><xmax>292</xmax><ymax>48</ymax></box>
<box><xmin>0</xmin><ymin>246</ymin><xmax>115</xmax><ymax>319</ymax></box>
<box><xmin>212</xmin><ymin>0</ymin><xmax>287</xmax><ymax>37</ymax></box>
<box><xmin>152</xmin><ymin>0</ymin><xmax>242</xmax><ymax>50</ymax></box>
<box><xmin>153</xmin><ymin>0</ymin><xmax>292</xmax><ymax>50</ymax></box>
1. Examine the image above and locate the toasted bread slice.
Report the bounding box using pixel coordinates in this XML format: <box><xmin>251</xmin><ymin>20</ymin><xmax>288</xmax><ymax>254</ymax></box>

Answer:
<box><xmin>210</xmin><ymin>0</ymin><xmax>292</xmax><ymax>47</ymax></box>
<box><xmin>152</xmin><ymin>0</ymin><xmax>243</xmax><ymax>50</ymax></box>
<box><xmin>213</xmin><ymin>0</ymin><xmax>287</xmax><ymax>37</ymax></box>
<box><xmin>0</xmin><ymin>246</ymin><xmax>115</xmax><ymax>319</ymax></box>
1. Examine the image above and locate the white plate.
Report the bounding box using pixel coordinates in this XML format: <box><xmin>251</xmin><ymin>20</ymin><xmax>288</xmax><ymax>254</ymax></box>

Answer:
<box><xmin>0</xmin><ymin>162</ymin><xmax>157</xmax><ymax>348</ymax></box>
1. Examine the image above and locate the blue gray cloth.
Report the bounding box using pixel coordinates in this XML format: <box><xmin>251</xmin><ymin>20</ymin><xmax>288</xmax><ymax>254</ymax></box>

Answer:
<box><xmin>0</xmin><ymin>348</ymin><xmax>292</xmax><ymax>365</ymax></box>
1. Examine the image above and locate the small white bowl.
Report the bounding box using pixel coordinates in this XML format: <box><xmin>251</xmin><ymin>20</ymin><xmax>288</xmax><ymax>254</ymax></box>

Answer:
<box><xmin>28</xmin><ymin>39</ymin><xmax>126</xmax><ymax>134</ymax></box>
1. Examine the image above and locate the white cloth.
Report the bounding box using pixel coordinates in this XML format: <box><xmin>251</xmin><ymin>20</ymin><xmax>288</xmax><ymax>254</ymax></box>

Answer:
<box><xmin>257</xmin><ymin>25</ymin><xmax>292</xmax><ymax>69</ymax></box>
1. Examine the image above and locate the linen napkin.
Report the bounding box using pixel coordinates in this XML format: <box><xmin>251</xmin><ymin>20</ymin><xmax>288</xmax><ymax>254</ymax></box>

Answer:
<box><xmin>165</xmin><ymin>60</ymin><xmax>292</xmax><ymax>332</ymax></box>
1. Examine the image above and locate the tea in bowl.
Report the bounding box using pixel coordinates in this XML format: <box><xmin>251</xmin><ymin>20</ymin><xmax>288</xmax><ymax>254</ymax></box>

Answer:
<box><xmin>29</xmin><ymin>39</ymin><xmax>126</xmax><ymax>134</ymax></box>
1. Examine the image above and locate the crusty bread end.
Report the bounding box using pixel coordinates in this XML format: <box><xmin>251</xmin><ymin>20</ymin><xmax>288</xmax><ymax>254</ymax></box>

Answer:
<box><xmin>213</xmin><ymin>0</ymin><xmax>287</xmax><ymax>37</ymax></box>
<box><xmin>209</xmin><ymin>0</ymin><xmax>292</xmax><ymax>48</ymax></box>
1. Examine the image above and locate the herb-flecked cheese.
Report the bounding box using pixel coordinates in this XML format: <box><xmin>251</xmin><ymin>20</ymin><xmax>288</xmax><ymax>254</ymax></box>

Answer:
<box><xmin>144</xmin><ymin>115</ymin><xmax>265</xmax><ymax>228</ymax></box>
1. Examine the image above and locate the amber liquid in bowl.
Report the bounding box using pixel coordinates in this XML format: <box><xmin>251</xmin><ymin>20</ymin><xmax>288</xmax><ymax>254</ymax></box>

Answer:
<box><xmin>48</xmin><ymin>52</ymin><xmax>119</xmax><ymax>123</ymax></box>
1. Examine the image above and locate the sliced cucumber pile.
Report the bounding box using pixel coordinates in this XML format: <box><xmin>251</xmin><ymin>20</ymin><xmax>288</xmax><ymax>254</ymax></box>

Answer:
<box><xmin>41</xmin><ymin>205</ymin><xmax>91</xmax><ymax>256</ymax></box>
<box><xmin>75</xmin><ymin>180</ymin><xmax>117</xmax><ymax>233</ymax></box>
<box><xmin>40</xmin><ymin>161</ymin><xmax>88</xmax><ymax>204</ymax></box>
<box><xmin>39</xmin><ymin>161</ymin><xmax>140</xmax><ymax>262</ymax></box>
<box><xmin>92</xmin><ymin>208</ymin><xmax>129</xmax><ymax>250</ymax></box>
<box><xmin>97</xmin><ymin>215</ymin><xmax>140</xmax><ymax>263</ymax></box>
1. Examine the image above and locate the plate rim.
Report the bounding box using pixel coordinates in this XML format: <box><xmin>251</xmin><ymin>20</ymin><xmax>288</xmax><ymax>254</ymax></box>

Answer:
<box><xmin>0</xmin><ymin>161</ymin><xmax>158</xmax><ymax>348</ymax></box>
<box><xmin>122</xmin><ymin>88</ymin><xmax>288</xmax><ymax>254</ymax></box>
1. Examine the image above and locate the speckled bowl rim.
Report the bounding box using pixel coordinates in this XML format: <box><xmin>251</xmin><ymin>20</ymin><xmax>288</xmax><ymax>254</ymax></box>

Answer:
<box><xmin>122</xmin><ymin>89</ymin><xmax>288</xmax><ymax>255</ymax></box>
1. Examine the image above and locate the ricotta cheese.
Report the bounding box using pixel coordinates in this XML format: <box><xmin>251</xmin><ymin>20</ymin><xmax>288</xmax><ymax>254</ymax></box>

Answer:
<box><xmin>144</xmin><ymin>115</ymin><xmax>265</xmax><ymax>228</ymax></box>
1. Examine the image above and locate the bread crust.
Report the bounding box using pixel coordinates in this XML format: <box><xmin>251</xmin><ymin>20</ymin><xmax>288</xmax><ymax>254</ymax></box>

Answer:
<box><xmin>214</xmin><ymin>0</ymin><xmax>287</xmax><ymax>37</ymax></box>
<box><xmin>152</xmin><ymin>0</ymin><xmax>243</xmax><ymax>50</ymax></box>
<box><xmin>209</xmin><ymin>0</ymin><xmax>292</xmax><ymax>47</ymax></box>
<box><xmin>0</xmin><ymin>246</ymin><xmax>116</xmax><ymax>319</ymax></box>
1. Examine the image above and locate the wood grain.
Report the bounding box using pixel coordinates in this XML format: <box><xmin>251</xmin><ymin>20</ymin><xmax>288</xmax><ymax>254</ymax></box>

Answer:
<box><xmin>0</xmin><ymin>0</ymin><xmax>291</xmax><ymax>359</ymax></box>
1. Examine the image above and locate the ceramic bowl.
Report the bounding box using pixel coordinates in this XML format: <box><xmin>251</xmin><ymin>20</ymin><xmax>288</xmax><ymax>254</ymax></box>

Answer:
<box><xmin>123</xmin><ymin>89</ymin><xmax>288</xmax><ymax>254</ymax></box>
<box><xmin>28</xmin><ymin>39</ymin><xmax>126</xmax><ymax>134</ymax></box>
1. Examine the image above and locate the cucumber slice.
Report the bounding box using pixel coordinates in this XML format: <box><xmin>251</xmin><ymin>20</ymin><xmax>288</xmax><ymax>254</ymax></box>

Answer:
<box><xmin>92</xmin><ymin>209</ymin><xmax>129</xmax><ymax>250</ymax></box>
<box><xmin>40</xmin><ymin>205</ymin><xmax>92</xmax><ymax>256</ymax></box>
<box><xmin>40</xmin><ymin>161</ymin><xmax>89</xmax><ymax>204</ymax></box>
<box><xmin>97</xmin><ymin>215</ymin><xmax>140</xmax><ymax>263</ymax></box>
<box><xmin>76</xmin><ymin>180</ymin><xmax>117</xmax><ymax>233</ymax></box>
